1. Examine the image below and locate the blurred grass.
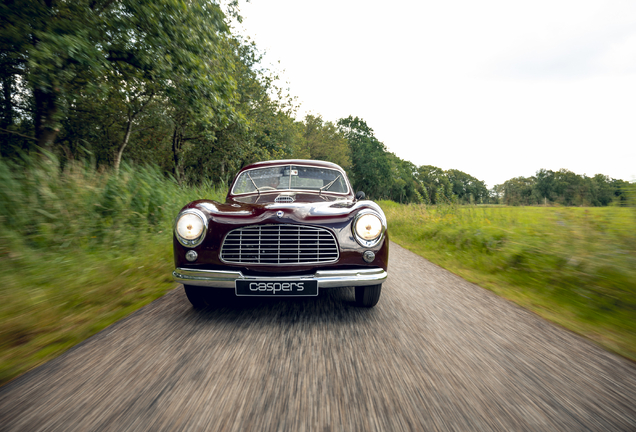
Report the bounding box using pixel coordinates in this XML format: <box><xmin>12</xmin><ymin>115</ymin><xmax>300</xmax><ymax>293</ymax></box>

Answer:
<box><xmin>380</xmin><ymin>198</ymin><xmax>636</xmax><ymax>361</ymax></box>
<box><xmin>0</xmin><ymin>154</ymin><xmax>225</xmax><ymax>385</ymax></box>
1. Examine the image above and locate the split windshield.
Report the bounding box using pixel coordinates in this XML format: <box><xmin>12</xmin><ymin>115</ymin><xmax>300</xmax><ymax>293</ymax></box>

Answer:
<box><xmin>232</xmin><ymin>165</ymin><xmax>348</xmax><ymax>195</ymax></box>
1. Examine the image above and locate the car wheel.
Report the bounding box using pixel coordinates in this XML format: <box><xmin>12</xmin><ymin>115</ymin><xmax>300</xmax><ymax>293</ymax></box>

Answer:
<box><xmin>355</xmin><ymin>284</ymin><xmax>382</xmax><ymax>307</ymax></box>
<box><xmin>183</xmin><ymin>285</ymin><xmax>208</xmax><ymax>309</ymax></box>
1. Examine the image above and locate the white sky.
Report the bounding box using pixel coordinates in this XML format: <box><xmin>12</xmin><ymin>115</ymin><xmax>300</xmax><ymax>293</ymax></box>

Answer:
<box><xmin>237</xmin><ymin>0</ymin><xmax>636</xmax><ymax>188</ymax></box>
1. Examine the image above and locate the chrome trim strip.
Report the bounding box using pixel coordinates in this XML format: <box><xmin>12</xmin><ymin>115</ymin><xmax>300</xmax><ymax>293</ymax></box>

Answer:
<box><xmin>173</xmin><ymin>267</ymin><xmax>387</xmax><ymax>289</ymax></box>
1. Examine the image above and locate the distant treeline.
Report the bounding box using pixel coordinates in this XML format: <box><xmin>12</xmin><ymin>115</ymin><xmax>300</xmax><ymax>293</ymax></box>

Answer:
<box><xmin>494</xmin><ymin>169</ymin><xmax>631</xmax><ymax>206</ymax></box>
<box><xmin>0</xmin><ymin>0</ymin><xmax>631</xmax><ymax>206</ymax></box>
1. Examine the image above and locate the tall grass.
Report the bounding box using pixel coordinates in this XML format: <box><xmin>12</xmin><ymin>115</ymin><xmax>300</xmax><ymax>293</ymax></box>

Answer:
<box><xmin>381</xmin><ymin>199</ymin><xmax>636</xmax><ymax>360</ymax></box>
<box><xmin>0</xmin><ymin>154</ymin><xmax>225</xmax><ymax>385</ymax></box>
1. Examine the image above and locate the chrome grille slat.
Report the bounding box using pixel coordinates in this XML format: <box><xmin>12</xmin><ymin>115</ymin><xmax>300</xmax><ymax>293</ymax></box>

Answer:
<box><xmin>221</xmin><ymin>224</ymin><xmax>339</xmax><ymax>265</ymax></box>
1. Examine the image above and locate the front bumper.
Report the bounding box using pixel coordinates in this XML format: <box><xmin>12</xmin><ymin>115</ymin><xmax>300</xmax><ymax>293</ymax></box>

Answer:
<box><xmin>173</xmin><ymin>267</ymin><xmax>387</xmax><ymax>289</ymax></box>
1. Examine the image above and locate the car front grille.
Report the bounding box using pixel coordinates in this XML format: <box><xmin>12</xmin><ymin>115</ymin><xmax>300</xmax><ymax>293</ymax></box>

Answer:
<box><xmin>220</xmin><ymin>224</ymin><xmax>339</xmax><ymax>265</ymax></box>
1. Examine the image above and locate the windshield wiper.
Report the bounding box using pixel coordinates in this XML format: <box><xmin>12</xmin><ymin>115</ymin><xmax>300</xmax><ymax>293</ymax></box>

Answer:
<box><xmin>247</xmin><ymin>172</ymin><xmax>261</xmax><ymax>195</ymax></box>
<box><xmin>319</xmin><ymin>175</ymin><xmax>341</xmax><ymax>195</ymax></box>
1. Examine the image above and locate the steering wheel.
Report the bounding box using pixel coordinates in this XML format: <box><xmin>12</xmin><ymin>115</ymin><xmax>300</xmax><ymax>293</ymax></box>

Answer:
<box><xmin>258</xmin><ymin>186</ymin><xmax>276</xmax><ymax>191</ymax></box>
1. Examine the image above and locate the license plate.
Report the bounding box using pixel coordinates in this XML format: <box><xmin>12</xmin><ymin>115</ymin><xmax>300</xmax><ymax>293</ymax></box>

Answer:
<box><xmin>235</xmin><ymin>280</ymin><xmax>318</xmax><ymax>296</ymax></box>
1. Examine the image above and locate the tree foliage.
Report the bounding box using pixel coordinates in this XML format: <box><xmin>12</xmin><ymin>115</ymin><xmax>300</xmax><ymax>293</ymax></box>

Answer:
<box><xmin>497</xmin><ymin>169</ymin><xmax>630</xmax><ymax>206</ymax></box>
<box><xmin>303</xmin><ymin>114</ymin><xmax>350</xmax><ymax>169</ymax></box>
<box><xmin>0</xmin><ymin>2</ymin><xmax>628</xmax><ymax>206</ymax></box>
<box><xmin>337</xmin><ymin>116</ymin><xmax>392</xmax><ymax>198</ymax></box>
<box><xmin>0</xmin><ymin>0</ymin><xmax>236</xmax><ymax>152</ymax></box>
<box><xmin>0</xmin><ymin>1</ymin><xmax>301</xmax><ymax>183</ymax></box>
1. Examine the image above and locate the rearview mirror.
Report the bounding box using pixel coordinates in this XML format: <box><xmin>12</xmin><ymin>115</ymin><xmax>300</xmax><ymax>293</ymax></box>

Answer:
<box><xmin>355</xmin><ymin>191</ymin><xmax>365</xmax><ymax>200</ymax></box>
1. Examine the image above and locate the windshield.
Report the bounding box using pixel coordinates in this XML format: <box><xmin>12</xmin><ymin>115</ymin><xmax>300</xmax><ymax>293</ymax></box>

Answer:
<box><xmin>232</xmin><ymin>165</ymin><xmax>349</xmax><ymax>195</ymax></box>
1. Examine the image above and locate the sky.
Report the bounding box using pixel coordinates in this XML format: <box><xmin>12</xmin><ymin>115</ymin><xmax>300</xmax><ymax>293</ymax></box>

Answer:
<box><xmin>236</xmin><ymin>0</ymin><xmax>636</xmax><ymax>188</ymax></box>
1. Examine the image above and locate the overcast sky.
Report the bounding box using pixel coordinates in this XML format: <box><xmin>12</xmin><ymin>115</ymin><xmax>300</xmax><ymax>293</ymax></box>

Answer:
<box><xmin>237</xmin><ymin>0</ymin><xmax>636</xmax><ymax>188</ymax></box>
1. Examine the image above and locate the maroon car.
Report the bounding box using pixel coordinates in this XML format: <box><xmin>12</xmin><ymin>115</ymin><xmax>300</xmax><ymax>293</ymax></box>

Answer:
<box><xmin>173</xmin><ymin>159</ymin><xmax>389</xmax><ymax>308</ymax></box>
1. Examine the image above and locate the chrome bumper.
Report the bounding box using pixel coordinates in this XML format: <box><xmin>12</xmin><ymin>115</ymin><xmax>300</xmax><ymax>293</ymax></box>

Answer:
<box><xmin>173</xmin><ymin>267</ymin><xmax>387</xmax><ymax>289</ymax></box>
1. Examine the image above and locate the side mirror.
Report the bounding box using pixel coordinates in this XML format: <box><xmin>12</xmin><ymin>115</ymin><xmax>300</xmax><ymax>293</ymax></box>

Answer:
<box><xmin>355</xmin><ymin>191</ymin><xmax>365</xmax><ymax>200</ymax></box>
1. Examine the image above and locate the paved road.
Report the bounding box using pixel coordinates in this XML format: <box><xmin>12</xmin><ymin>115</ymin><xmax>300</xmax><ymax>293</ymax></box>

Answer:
<box><xmin>1</xmin><ymin>242</ymin><xmax>635</xmax><ymax>431</ymax></box>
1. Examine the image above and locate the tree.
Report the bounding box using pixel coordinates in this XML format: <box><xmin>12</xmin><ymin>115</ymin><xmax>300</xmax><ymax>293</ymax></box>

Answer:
<box><xmin>417</xmin><ymin>165</ymin><xmax>451</xmax><ymax>204</ymax></box>
<box><xmin>0</xmin><ymin>0</ymin><xmax>237</xmax><ymax>155</ymax></box>
<box><xmin>551</xmin><ymin>169</ymin><xmax>585</xmax><ymax>205</ymax></box>
<box><xmin>337</xmin><ymin>116</ymin><xmax>391</xmax><ymax>198</ymax></box>
<box><xmin>501</xmin><ymin>176</ymin><xmax>535</xmax><ymax>205</ymax></box>
<box><xmin>387</xmin><ymin>155</ymin><xmax>422</xmax><ymax>203</ymax></box>
<box><xmin>445</xmin><ymin>169</ymin><xmax>489</xmax><ymax>204</ymax></box>
<box><xmin>534</xmin><ymin>168</ymin><xmax>555</xmax><ymax>203</ymax></box>
<box><xmin>303</xmin><ymin>114</ymin><xmax>350</xmax><ymax>169</ymax></box>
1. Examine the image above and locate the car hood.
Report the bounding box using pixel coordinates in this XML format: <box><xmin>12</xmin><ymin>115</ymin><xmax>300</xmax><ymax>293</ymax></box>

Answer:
<box><xmin>183</xmin><ymin>198</ymin><xmax>384</xmax><ymax>226</ymax></box>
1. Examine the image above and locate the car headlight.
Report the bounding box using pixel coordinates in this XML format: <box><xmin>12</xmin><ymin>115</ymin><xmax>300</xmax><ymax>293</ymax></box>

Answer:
<box><xmin>353</xmin><ymin>211</ymin><xmax>385</xmax><ymax>247</ymax></box>
<box><xmin>175</xmin><ymin>209</ymin><xmax>208</xmax><ymax>247</ymax></box>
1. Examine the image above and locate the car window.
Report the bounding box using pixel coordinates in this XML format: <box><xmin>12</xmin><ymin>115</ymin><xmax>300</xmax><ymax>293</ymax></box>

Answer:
<box><xmin>232</xmin><ymin>167</ymin><xmax>283</xmax><ymax>194</ymax></box>
<box><xmin>232</xmin><ymin>165</ymin><xmax>348</xmax><ymax>194</ymax></box>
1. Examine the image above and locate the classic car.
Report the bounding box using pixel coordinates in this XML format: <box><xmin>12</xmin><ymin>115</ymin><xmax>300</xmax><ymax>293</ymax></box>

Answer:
<box><xmin>172</xmin><ymin>159</ymin><xmax>389</xmax><ymax>308</ymax></box>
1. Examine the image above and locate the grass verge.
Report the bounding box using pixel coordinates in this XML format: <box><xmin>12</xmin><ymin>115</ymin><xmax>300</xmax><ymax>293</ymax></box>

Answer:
<box><xmin>0</xmin><ymin>156</ymin><xmax>225</xmax><ymax>385</ymax></box>
<box><xmin>380</xmin><ymin>201</ymin><xmax>636</xmax><ymax>361</ymax></box>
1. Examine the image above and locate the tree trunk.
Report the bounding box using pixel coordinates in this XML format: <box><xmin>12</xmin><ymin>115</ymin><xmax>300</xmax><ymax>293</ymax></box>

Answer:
<box><xmin>34</xmin><ymin>87</ymin><xmax>58</xmax><ymax>152</ymax></box>
<box><xmin>113</xmin><ymin>94</ymin><xmax>153</xmax><ymax>173</ymax></box>
<box><xmin>172</xmin><ymin>124</ymin><xmax>183</xmax><ymax>182</ymax></box>
<box><xmin>114</xmin><ymin>116</ymin><xmax>133</xmax><ymax>174</ymax></box>
<box><xmin>1</xmin><ymin>75</ymin><xmax>13</xmax><ymax>128</ymax></box>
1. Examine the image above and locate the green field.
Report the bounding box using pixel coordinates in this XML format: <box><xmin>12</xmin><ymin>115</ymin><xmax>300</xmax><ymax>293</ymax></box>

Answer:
<box><xmin>380</xmin><ymin>200</ymin><xmax>636</xmax><ymax>360</ymax></box>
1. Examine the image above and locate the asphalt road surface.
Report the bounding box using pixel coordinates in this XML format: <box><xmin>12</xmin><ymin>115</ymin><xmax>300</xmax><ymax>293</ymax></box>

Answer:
<box><xmin>1</xmin><ymin>242</ymin><xmax>635</xmax><ymax>431</ymax></box>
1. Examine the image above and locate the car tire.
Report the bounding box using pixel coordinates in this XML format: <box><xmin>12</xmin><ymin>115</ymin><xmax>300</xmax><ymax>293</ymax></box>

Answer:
<box><xmin>183</xmin><ymin>285</ymin><xmax>208</xmax><ymax>309</ymax></box>
<box><xmin>355</xmin><ymin>284</ymin><xmax>382</xmax><ymax>307</ymax></box>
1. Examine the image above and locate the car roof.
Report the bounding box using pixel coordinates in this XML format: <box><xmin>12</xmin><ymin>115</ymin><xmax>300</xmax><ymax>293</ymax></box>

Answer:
<box><xmin>240</xmin><ymin>159</ymin><xmax>345</xmax><ymax>172</ymax></box>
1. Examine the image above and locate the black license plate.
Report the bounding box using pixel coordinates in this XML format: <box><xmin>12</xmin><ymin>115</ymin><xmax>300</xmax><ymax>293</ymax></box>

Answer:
<box><xmin>235</xmin><ymin>280</ymin><xmax>318</xmax><ymax>296</ymax></box>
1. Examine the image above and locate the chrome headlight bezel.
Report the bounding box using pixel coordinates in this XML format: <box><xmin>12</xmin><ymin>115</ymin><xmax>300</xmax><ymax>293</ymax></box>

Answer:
<box><xmin>174</xmin><ymin>208</ymin><xmax>208</xmax><ymax>248</ymax></box>
<box><xmin>352</xmin><ymin>209</ymin><xmax>386</xmax><ymax>248</ymax></box>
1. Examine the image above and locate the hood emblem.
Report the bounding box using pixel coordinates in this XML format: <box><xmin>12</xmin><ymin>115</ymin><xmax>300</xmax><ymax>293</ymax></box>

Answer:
<box><xmin>276</xmin><ymin>211</ymin><xmax>284</xmax><ymax>218</ymax></box>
